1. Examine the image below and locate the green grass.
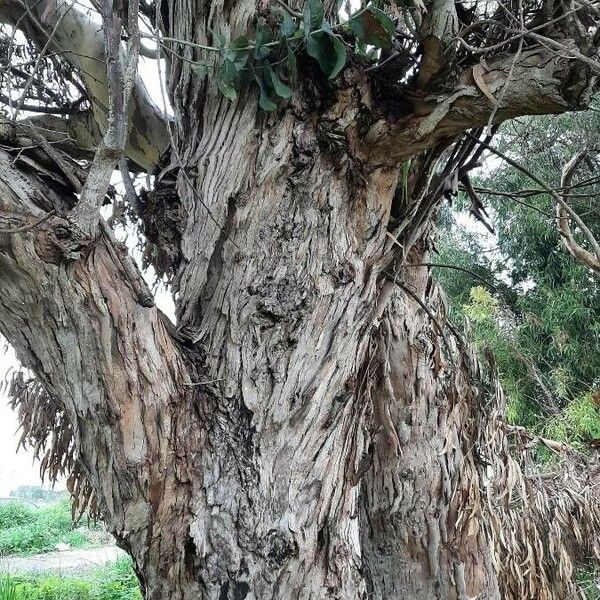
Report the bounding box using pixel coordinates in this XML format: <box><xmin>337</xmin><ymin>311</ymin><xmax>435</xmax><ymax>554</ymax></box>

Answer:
<box><xmin>0</xmin><ymin>557</ymin><xmax>142</xmax><ymax>600</ymax></box>
<box><xmin>0</xmin><ymin>500</ymin><xmax>102</xmax><ymax>557</ymax></box>
<box><xmin>0</xmin><ymin>576</ymin><xmax>19</xmax><ymax>600</ymax></box>
<box><xmin>577</xmin><ymin>567</ymin><xmax>600</xmax><ymax>600</ymax></box>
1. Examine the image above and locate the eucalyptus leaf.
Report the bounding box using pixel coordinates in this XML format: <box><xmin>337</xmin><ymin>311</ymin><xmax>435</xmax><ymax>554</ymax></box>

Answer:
<box><xmin>217</xmin><ymin>60</ymin><xmax>241</xmax><ymax>101</ymax></box>
<box><xmin>320</xmin><ymin>20</ymin><xmax>333</xmax><ymax>34</ymax></box>
<box><xmin>255</xmin><ymin>18</ymin><xmax>274</xmax><ymax>59</ymax></box>
<box><xmin>303</xmin><ymin>0</ymin><xmax>324</xmax><ymax>33</ymax></box>
<box><xmin>192</xmin><ymin>63</ymin><xmax>210</xmax><ymax>78</ymax></box>
<box><xmin>225</xmin><ymin>35</ymin><xmax>251</xmax><ymax>70</ymax></box>
<box><xmin>306</xmin><ymin>31</ymin><xmax>347</xmax><ymax>79</ymax></box>
<box><xmin>266</xmin><ymin>64</ymin><xmax>293</xmax><ymax>99</ymax></box>
<box><xmin>213</xmin><ymin>31</ymin><xmax>226</xmax><ymax>49</ymax></box>
<box><xmin>280</xmin><ymin>10</ymin><xmax>297</xmax><ymax>38</ymax></box>
<box><xmin>217</xmin><ymin>76</ymin><xmax>238</xmax><ymax>100</ymax></box>
<box><xmin>254</xmin><ymin>70</ymin><xmax>278</xmax><ymax>111</ymax></box>
<box><xmin>348</xmin><ymin>6</ymin><xmax>395</xmax><ymax>49</ymax></box>
<box><xmin>286</xmin><ymin>41</ymin><xmax>298</xmax><ymax>80</ymax></box>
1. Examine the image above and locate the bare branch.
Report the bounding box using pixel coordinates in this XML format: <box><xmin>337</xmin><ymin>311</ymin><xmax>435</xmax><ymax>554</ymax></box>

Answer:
<box><xmin>69</xmin><ymin>0</ymin><xmax>141</xmax><ymax>235</ymax></box>
<box><xmin>556</xmin><ymin>151</ymin><xmax>600</xmax><ymax>273</ymax></box>
<box><xmin>468</xmin><ymin>134</ymin><xmax>600</xmax><ymax>273</ymax></box>
<box><xmin>0</xmin><ymin>0</ymin><xmax>168</xmax><ymax>171</ymax></box>
<box><xmin>0</xmin><ymin>208</ymin><xmax>55</xmax><ymax>233</ymax></box>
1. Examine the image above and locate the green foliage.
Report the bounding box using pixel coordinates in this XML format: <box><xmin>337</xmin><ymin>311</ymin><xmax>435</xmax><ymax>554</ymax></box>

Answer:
<box><xmin>543</xmin><ymin>394</ymin><xmax>600</xmax><ymax>447</ymax></box>
<box><xmin>0</xmin><ymin>504</ymin><xmax>36</xmax><ymax>531</ymax></box>
<box><xmin>190</xmin><ymin>0</ymin><xmax>398</xmax><ymax>106</ymax></box>
<box><xmin>577</xmin><ymin>567</ymin><xmax>600</xmax><ymax>600</ymax></box>
<box><xmin>436</xmin><ymin>108</ymin><xmax>600</xmax><ymax>444</ymax></box>
<box><xmin>0</xmin><ymin>576</ymin><xmax>19</xmax><ymax>600</ymax></box>
<box><xmin>0</xmin><ymin>501</ymin><xmax>101</xmax><ymax>557</ymax></box>
<box><xmin>347</xmin><ymin>6</ymin><xmax>395</xmax><ymax>49</ymax></box>
<box><xmin>0</xmin><ymin>558</ymin><xmax>141</xmax><ymax>600</ymax></box>
<box><xmin>463</xmin><ymin>286</ymin><xmax>498</xmax><ymax>324</ymax></box>
<box><xmin>306</xmin><ymin>31</ymin><xmax>346</xmax><ymax>79</ymax></box>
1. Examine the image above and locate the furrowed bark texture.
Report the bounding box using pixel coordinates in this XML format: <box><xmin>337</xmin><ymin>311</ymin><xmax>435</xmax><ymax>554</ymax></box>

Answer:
<box><xmin>2</xmin><ymin>141</ymin><xmax>600</xmax><ymax>599</ymax></box>
<box><xmin>0</xmin><ymin>150</ymin><xmax>203</xmax><ymax>594</ymax></box>
<box><xmin>1</xmin><ymin>0</ymin><xmax>600</xmax><ymax>598</ymax></box>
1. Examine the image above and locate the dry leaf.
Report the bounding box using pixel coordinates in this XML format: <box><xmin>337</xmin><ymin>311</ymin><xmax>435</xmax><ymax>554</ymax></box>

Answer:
<box><xmin>472</xmin><ymin>63</ymin><xmax>498</xmax><ymax>106</ymax></box>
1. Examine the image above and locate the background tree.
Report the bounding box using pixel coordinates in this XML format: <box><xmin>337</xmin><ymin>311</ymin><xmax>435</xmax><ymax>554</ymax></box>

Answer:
<box><xmin>436</xmin><ymin>111</ymin><xmax>600</xmax><ymax>445</ymax></box>
<box><xmin>0</xmin><ymin>0</ymin><xmax>600</xmax><ymax>599</ymax></box>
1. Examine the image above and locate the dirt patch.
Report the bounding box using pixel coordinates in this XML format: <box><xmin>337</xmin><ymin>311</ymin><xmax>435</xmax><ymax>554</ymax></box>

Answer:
<box><xmin>0</xmin><ymin>546</ymin><xmax>127</xmax><ymax>574</ymax></box>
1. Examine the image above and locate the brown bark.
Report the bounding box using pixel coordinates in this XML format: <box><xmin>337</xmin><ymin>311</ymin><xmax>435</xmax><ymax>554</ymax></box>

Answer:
<box><xmin>1</xmin><ymin>0</ymin><xmax>600</xmax><ymax>599</ymax></box>
<box><xmin>3</xmin><ymin>133</ymin><xmax>598</xmax><ymax>599</ymax></box>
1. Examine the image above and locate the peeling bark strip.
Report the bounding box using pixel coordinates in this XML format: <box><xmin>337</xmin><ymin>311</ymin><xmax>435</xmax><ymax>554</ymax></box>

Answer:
<box><xmin>1</xmin><ymin>0</ymin><xmax>600</xmax><ymax>598</ymax></box>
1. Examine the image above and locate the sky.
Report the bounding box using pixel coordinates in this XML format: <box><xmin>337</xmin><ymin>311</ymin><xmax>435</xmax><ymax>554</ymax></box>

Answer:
<box><xmin>0</xmin><ymin>347</ymin><xmax>50</xmax><ymax>497</ymax></box>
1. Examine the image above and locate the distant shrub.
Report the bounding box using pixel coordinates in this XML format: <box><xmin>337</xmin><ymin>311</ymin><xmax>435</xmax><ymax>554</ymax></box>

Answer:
<box><xmin>9</xmin><ymin>488</ymin><xmax>66</xmax><ymax>504</ymax></box>
<box><xmin>0</xmin><ymin>500</ymin><xmax>101</xmax><ymax>557</ymax></box>
<box><xmin>0</xmin><ymin>503</ymin><xmax>36</xmax><ymax>531</ymax></box>
<box><xmin>0</xmin><ymin>558</ymin><xmax>141</xmax><ymax>600</ymax></box>
<box><xmin>543</xmin><ymin>393</ymin><xmax>600</xmax><ymax>449</ymax></box>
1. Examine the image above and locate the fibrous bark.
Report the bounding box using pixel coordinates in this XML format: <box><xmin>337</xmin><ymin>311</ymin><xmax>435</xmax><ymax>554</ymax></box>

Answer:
<box><xmin>1</xmin><ymin>0</ymin><xmax>600</xmax><ymax>598</ymax></box>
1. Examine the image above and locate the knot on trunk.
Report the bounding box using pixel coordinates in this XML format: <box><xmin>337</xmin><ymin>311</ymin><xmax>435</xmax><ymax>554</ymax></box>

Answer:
<box><xmin>34</xmin><ymin>215</ymin><xmax>94</xmax><ymax>263</ymax></box>
<box><xmin>260</xmin><ymin>529</ymin><xmax>298</xmax><ymax>568</ymax></box>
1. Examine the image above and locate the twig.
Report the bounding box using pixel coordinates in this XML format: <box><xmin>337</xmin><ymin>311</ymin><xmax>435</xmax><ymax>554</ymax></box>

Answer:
<box><xmin>69</xmin><ymin>0</ymin><xmax>141</xmax><ymax>235</ymax></box>
<box><xmin>556</xmin><ymin>151</ymin><xmax>600</xmax><ymax>273</ymax></box>
<box><xmin>393</xmin><ymin>278</ymin><xmax>456</xmax><ymax>368</ymax></box>
<box><xmin>118</xmin><ymin>157</ymin><xmax>141</xmax><ymax>214</ymax></box>
<box><xmin>454</xmin><ymin>0</ymin><xmax>600</xmax><ymax>54</ymax></box>
<box><xmin>486</xmin><ymin>37</ymin><xmax>523</xmax><ymax>133</ymax></box>
<box><xmin>0</xmin><ymin>94</ymin><xmax>85</xmax><ymax>115</ymax></box>
<box><xmin>11</xmin><ymin>1</ymin><xmax>75</xmax><ymax>124</ymax></box>
<box><xmin>273</xmin><ymin>0</ymin><xmax>302</xmax><ymax>19</ymax></box>
<box><xmin>502</xmin><ymin>421</ymin><xmax>576</xmax><ymax>455</ymax></box>
<box><xmin>0</xmin><ymin>210</ymin><xmax>56</xmax><ymax>234</ymax></box>
<box><xmin>400</xmin><ymin>262</ymin><xmax>498</xmax><ymax>290</ymax></box>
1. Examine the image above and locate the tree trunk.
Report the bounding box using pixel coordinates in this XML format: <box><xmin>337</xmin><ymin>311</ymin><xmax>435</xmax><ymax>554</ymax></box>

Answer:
<box><xmin>0</xmin><ymin>117</ymin><xmax>504</xmax><ymax>598</ymax></box>
<box><xmin>1</xmin><ymin>1</ymin><xmax>600</xmax><ymax>598</ymax></box>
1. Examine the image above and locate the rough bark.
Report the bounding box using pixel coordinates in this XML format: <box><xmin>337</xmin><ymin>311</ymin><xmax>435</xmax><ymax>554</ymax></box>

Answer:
<box><xmin>1</xmin><ymin>0</ymin><xmax>600</xmax><ymax>599</ymax></box>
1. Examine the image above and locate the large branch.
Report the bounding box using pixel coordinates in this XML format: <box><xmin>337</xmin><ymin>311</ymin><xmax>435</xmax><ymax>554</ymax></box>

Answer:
<box><xmin>0</xmin><ymin>0</ymin><xmax>169</xmax><ymax>172</ymax></box>
<box><xmin>365</xmin><ymin>47</ymin><xmax>597</xmax><ymax>168</ymax></box>
<box><xmin>0</xmin><ymin>145</ymin><xmax>194</xmax><ymax>548</ymax></box>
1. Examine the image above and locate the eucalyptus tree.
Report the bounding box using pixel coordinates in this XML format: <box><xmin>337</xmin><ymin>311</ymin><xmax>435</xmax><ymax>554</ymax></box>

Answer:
<box><xmin>1</xmin><ymin>0</ymin><xmax>600</xmax><ymax>598</ymax></box>
<box><xmin>437</xmin><ymin>111</ymin><xmax>600</xmax><ymax>428</ymax></box>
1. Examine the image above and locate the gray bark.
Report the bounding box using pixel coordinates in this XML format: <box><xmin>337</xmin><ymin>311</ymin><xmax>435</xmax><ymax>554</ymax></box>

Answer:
<box><xmin>0</xmin><ymin>0</ymin><xmax>599</xmax><ymax>599</ymax></box>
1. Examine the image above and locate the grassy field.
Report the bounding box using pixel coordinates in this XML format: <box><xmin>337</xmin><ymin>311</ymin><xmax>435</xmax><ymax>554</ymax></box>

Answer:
<box><xmin>0</xmin><ymin>499</ymin><xmax>142</xmax><ymax>599</ymax></box>
<box><xmin>0</xmin><ymin>557</ymin><xmax>141</xmax><ymax>600</ymax></box>
<box><xmin>0</xmin><ymin>500</ymin><xmax>105</xmax><ymax>557</ymax></box>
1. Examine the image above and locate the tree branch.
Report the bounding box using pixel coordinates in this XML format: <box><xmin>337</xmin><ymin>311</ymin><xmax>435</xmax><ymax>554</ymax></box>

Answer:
<box><xmin>468</xmin><ymin>134</ymin><xmax>600</xmax><ymax>273</ymax></box>
<box><xmin>0</xmin><ymin>146</ymin><xmax>188</xmax><ymax>540</ymax></box>
<box><xmin>0</xmin><ymin>0</ymin><xmax>169</xmax><ymax>172</ymax></box>
<box><xmin>366</xmin><ymin>47</ymin><xmax>597</xmax><ymax>168</ymax></box>
<box><xmin>69</xmin><ymin>0</ymin><xmax>142</xmax><ymax>236</ymax></box>
<box><xmin>556</xmin><ymin>151</ymin><xmax>600</xmax><ymax>273</ymax></box>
